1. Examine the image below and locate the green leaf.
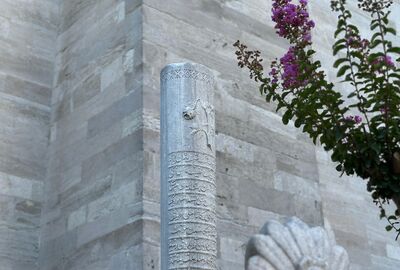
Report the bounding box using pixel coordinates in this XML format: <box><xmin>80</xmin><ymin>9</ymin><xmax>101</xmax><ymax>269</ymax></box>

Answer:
<box><xmin>307</xmin><ymin>49</ymin><xmax>316</xmax><ymax>56</ymax></box>
<box><xmin>336</xmin><ymin>164</ymin><xmax>343</xmax><ymax>172</ymax></box>
<box><xmin>386</xmin><ymin>225</ymin><xmax>393</xmax><ymax>232</ymax></box>
<box><xmin>334</xmin><ymin>28</ymin><xmax>345</xmax><ymax>38</ymax></box>
<box><xmin>333</xmin><ymin>38</ymin><xmax>347</xmax><ymax>48</ymax></box>
<box><xmin>382</xmin><ymin>16</ymin><xmax>389</xmax><ymax>25</ymax></box>
<box><xmin>371</xmin><ymin>32</ymin><xmax>382</xmax><ymax>43</ymax></box>
<box><xmin>380</xmin><ymin>208</ymin><xmax>386</xmax><ymax>219</ymax></box>
<box><xmin>294</xmin><ymin>118</ymin><xmax>302</xmax><ymax>128</ymax></box>
<box><xmin>388</xmin><ymin>47</ymin><xmax>400</xmax><ymax>54</ymax></box>
<box><xmin>350</xmin><ymin>51</ymin><xmax>363</xmax><ymax>60</ymax></box>
<box><xmin>370</xmin><ymin>39</ymin><xmax>383</xmax><ymax>49</ymax></box>
<box><xmin>371</xmin><ymin>143</ymin><xmax>381</xmax><ymax>154</ymax></box>
<box><xmin>347</xmin><ymin>25</ymin><xmax>359</xmax><ymax>33</ymax></box>
<box><xmin>389</xmin><ymin>73</ymin><xmax>400</xmax><ymax>80</ymax></box>
<box><xmin>333</xmin><ymin>58</ymin><xmax>348</xmax><ymax>68</ymax></box>
<box><xmin>337</xmin><ymin>19</ymin><xmax>345</xmax><ymax>29</ymax></box>
<box><xmin>385</xmin><ymin>27</ymin><xmax>397</xmax><ymax>35</ymax></box>
<box><xmin>337</xmin><ymin>65</ymin><xmax>351</xmax><ymax>77</ymax></box>
<box><xmin>333</xmin><ymin>45</ymin><xmax>346</xmax><ymax>56</ymax></box>
<box><xmin>347</xmin><ymin>92</ymin><xmax>357</xmax><ymax>98</ymax></box>
<box><xmin>282</xmin><ymin>110</ymin><xmax>292</xmax><ymax>125</ymax></box>
<box><xmin>371</xmin><ymin>22</ymin><xmax>380</xmax><ymax>30</ymax></box>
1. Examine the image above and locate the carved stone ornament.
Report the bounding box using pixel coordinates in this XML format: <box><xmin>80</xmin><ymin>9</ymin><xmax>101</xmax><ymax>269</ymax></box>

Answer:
<box><xmin>161</xmin><ymin>63</ymin><xmax>216</xmax><ymax>270</ymax></box>
<box><xmin>245</xmin><ymin>217</ymin><xmax>350</xmax><ymax>270</ymax></box>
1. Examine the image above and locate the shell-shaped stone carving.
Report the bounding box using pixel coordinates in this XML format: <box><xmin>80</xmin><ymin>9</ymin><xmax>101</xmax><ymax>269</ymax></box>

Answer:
<box><xmin>245</xmin><ymin>217</ymin><xmax>349</xmax><ymax>270</ymax></box>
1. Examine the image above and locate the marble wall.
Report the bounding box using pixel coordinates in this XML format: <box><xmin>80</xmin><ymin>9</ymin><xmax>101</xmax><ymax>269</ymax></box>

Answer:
<box><xmin>2</xmin><ymin>0</ymin><xmax>400</xmax><ymax>269</ymax></box>
<box><xmin>0</xmin><ymin>0</ymin><xmax>58</xmax><ymax>269</ymax></box>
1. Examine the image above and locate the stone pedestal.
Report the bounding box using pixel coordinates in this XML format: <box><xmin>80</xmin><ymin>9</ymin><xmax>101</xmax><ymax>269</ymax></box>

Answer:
<box><xmin>160</xmin><ymin>63</ymin><xmax>216</xmax><ymax>270</ymax></box>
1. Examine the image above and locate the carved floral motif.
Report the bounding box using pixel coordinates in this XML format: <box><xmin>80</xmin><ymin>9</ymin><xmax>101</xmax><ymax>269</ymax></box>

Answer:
<box><xmin>182</xmin><ymin>99</ymin><xmax>215</xmax><ymax>150</ymax></box>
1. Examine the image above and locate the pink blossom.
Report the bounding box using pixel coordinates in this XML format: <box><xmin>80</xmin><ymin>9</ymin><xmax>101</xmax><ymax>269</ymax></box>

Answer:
<box><xmin>271</xmin><ymin>0</ymin><xmax>315</xmax><ymax>43</ymax></box>
<box><xmin>345</xmin><ymin>115</ymin><xmax>362</xmax><ymax>124</ymax></box>
<box><xmin>354</xmin><ymin>115</ymin><xmax>362</xmax><ymax>124</ymax></box>
<box><xmin>372</xmin><ymin>55</ymin><xmax>395</xmax><ymax>68</ymax></box>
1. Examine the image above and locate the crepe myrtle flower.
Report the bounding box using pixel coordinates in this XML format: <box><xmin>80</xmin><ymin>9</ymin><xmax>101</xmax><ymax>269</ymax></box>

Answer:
<box><xmin>271</xmin><ymin>0</ymin><xmax>315</xmax><ymax>44</ymax></box>
<box><xmin>372</xmin><ymin>55</ymin><xmax>395</xmax><ymax>74</ymax></box>
<box><xmin>269</xmin><ymin>67</ymin><xmax>279</xmax><ymax>84</ymax></box>
<box><xmin>372</xmin><ymin>55</ymin><xmax>395</xmax><ymax>67</ymax></box>
<box><xmin>345</xmin><ymin>115</ymin><xmax>362</xmax><ymax>124</ymax></box>
<box><xmin>357</xmin><ymin>0</ymin><xmax>393</xmax><ymax>12</ymax></box>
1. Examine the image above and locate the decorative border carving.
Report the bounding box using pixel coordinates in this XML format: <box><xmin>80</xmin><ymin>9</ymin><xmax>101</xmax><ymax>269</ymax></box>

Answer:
<box><xmin>161</xmin><ymin>68</ymin><xmax>214</xmax><ymax>86</ymax></box>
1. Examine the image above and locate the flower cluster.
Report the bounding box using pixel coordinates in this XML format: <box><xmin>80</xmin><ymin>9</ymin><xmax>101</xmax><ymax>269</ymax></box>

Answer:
<box><xmin>331</xmin><ymin>0</ymin><xmax>346</xmax><ymax>11</ymax></box>
<box><xmin>280</xmin><ymin>47</ymin><xmax>308</xmax><ymax>88</ymax></box>
<box><xmin>235</xmin><ymin>0</ymin><xmax>400</xmax><ymax>241</ymax></box>
<box><xmin>234</xmin><ymin>41</ymin><xmax>264</xmax><ymax>81</ymax></box>
<box><xmin>269</xmin><ymin>0</ymin><xmax>314</xmax><ymax>89</ymax></box>
<box><xmin>345</xmin><ymin>115</ymin><xmax>362</xmax><ymax>124</ymax></box>
<box><xmin>271</xmin><ymin>0</ymin><xmax>315</xmax><ymax>43</ymax></box>
<box><xmin>357</xmin><ymin>0</ymin><xmax>393</xmax><ymax>12</ymax></box>
<box><xmin>346</xmin><ymin>35</ymin><xmax>369</xmax><ymax>50</ymax></box>
<box><xmin>372</xmin><ymin>55</ymin><xmax>395</xmax><ymax>74</ymax></box>
<box><xmin>373</xmin><ymin>55</ymin><xmax>395</xmax><ymax>67</ymax></box>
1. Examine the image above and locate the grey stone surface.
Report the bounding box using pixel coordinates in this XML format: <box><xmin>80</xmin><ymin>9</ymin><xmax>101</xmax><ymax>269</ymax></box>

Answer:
<box><xmin>140</xmin><ymin>1</ymin><xmax>400</xmax><ymax>269</ymax></box>
<box><xmin>0</xmin><ymin>0</ymin><xmax>57</xmax><ymax>269</ymax></box>
<box><xmin>39</xmin><ymin>1</ymin><xmax>145</xmax><ymax>269</ymax></box>
<box><xmin>1</xmin><ymin>0</ymin><xmax>400</xmax><ymax>269</ymax></box>
<box><xmin>160</xmin><ymin>63</ymin><xmax>216</xmax><ymax>270</ymax></box>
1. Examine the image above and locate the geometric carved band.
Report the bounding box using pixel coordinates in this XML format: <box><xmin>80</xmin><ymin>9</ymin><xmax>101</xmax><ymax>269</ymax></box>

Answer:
<box><xmin>167</xmin><ymin>151</ymin><xmax>216</xmax><ymax>270</ymax></box>
<box><xmin>161</xmin><ymin>68</ymin><xmax>214</xmax><ymax>86</ymax></box>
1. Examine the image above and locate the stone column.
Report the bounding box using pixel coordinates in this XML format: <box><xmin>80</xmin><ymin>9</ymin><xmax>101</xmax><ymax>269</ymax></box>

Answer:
<box><xmin>160</xmin><ymin>63</ymin><xmax>216</xmax><ymax>270</ymax></box>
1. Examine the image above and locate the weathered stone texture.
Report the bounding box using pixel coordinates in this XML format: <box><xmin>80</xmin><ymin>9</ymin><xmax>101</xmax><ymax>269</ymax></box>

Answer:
<box><xmin>39</xmin><ymin>0</ymin><xmax>144</xmax><ymax>269</ymax></box>
<box><xmin>0</xmin><ymin>0</ymin><xmax>57</xmax><ymax>269</ymax></box>
<box><xmin>2</xmin><ymin>0</ymin><xmax>400</xmax><ymax>269</ymax></box>
<box><xmin>141</xmin><ymin>0</ymin><xmax>400</xmax><ymax>270</ymax></box>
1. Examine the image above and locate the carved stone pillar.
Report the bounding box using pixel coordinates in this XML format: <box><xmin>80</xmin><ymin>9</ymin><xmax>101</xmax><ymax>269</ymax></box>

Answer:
<box><xmin>160</xmin><ymin>63</ymin><xmax>216</xmax><ymax>270</ymax></box>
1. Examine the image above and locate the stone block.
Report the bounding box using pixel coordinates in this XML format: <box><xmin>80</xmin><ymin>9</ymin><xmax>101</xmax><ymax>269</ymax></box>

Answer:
<box><xmin>87</xmin><ymin>90</ymin><xmax>142</xmax><ymax>138</ymax></box>
<box><xmin>0</xmin><ymin>172</ymin><xmax>35</xmax><ymax>200</ymax></box>
<box><xmin>87</xmin><ymin>181</ymin><xmax>139</xmax><ymax>223</ymax></box>
<box><xmin>77</xmin><ymin>210</ymin><xmax>142</xmax><ymax>247</ymax></box>
<box><xmin>68</xmin><ymin>205</ymin><xmax>87</xmax><ymax>231</ymax></box>
<box><xmin>15</xmin><ymin>199</ymin><xmax>41</xmax><ymax>215</ymax></box>
<box><xmin>239</xmin><ymin>179</ymin><xmax>295</xmax><ymax>217</ymax></box>
<box><xmin>3</xmin><ymin>75</ymin><xmax>51</xmax><ymax>106</ymax></box>
<box><xmin>274</xmin><ymin>170</ymin><xmax>321</xmax><ymax>201</ymax></box>
<box><xmin>81</xmin><ymin>131</ymin><xmax>142</xmax><ymax>183</ymax></box>
<box><xmin>219</xmin><ymin>237</ymin><xmax>246</xmax><ymax>265</ymax></box>
<box><xmin>247</xmin><ymin>207</ymin><xmax>282</xmax><ymax>228</ymax></box>
<box><xmin>293</xmin><ymin>195</ymin><xmax>323</xmax><ymax>226</ymax></box>
<box><xmin>114</xmin><ymin>1</ymin><xmax>126</xmax><ymax>23</ymax></box>
<box><xmin>109</xmin><ymin>245</ymin><xmax>142</xmax><ymax>270</ymax></box>
<box><xmin>60</xmin><ymin>174</ymin><xmax>113</xmax><ymax>212</ymax></box>
<box><xmin>101</xmin><ymin>57</ymin><xmax>124</xmax><ymax>92</ymax></box>
<box><xmin>143</xmin><ymin>242</ymin><xmax>160</xmax><ymax>270</ymax></box>
<box><xmin>387</xmin><ymin>245</ymin><xmax>400</xmax><ymax>261</ymax></box>
<box><xmin>112</xmin><ymin>151</ymin><xmax>143</xmax><ymax>190</ymax></box>
<box><xmin>72</xmin><ymin>73</ymin><xmax>101</xmax><ymax>109</ymax></box>
<box><xmin>123</xmin><ymin>48</ymin><xmax>135</xmax><ymax>73</ymax></box>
